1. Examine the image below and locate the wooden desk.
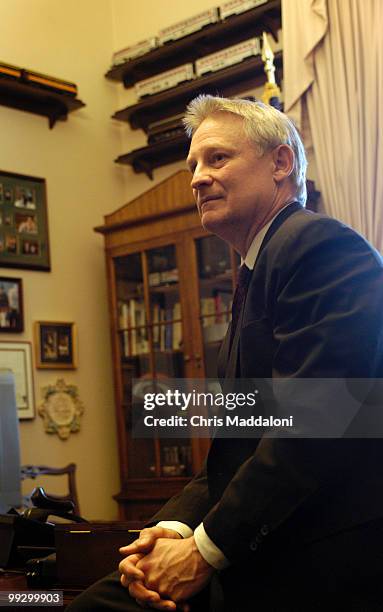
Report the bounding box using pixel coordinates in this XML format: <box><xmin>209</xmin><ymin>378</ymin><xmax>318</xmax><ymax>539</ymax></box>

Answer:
<box><xmin>0</xmin><ymin>522</ymin><xmax>141</xmax><ymax>610</ymax></box>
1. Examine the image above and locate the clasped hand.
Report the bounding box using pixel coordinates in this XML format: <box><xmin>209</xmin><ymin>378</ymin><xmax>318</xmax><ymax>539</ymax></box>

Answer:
<box><xmin>119</xmin><ymin>527</ymin><xmax>213</xmax><ymax>611</ymax></box>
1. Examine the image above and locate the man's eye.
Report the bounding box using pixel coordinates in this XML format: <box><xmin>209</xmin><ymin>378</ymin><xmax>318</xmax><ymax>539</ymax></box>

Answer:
<box><xmin>212</xmin><ymin>153</ymin><xmax>227</xmax><ymax>164</ymax></box>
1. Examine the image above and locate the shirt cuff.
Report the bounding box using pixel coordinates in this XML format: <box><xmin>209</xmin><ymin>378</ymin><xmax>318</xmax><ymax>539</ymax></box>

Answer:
<box><xmin>156</xmin><ymin>521</ymin><xmax>193</xmax><ymax>539</ymax></box>
<box><xmin>194</xmin><ymin>523</ymin><xmax>230</xmax><ymax>570</ymax></box>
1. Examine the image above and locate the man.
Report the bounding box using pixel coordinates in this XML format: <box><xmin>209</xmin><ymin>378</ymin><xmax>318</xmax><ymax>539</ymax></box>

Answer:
<box><xmin>69</xmin><ymin>96</ymin><xmax>383</xmax><ymax>611</ymax></box>
<box><xmin>17</xmin><ymin>215</ymin><xmax>38</xmax><ymax>234</ymax></box>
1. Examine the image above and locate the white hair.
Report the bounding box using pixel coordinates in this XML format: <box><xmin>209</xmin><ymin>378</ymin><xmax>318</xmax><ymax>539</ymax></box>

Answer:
<box><xmin>183</xmin><ymin>95</ymin><xmax>308</xmax><ymax>205</ymax></box>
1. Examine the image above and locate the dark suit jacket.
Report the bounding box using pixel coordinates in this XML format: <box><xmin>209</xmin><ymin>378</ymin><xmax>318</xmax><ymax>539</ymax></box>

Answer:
<box><xmin>153</xmin><ymin>204</ymin><xmax>383</xmax><ymax>571</ymax></box>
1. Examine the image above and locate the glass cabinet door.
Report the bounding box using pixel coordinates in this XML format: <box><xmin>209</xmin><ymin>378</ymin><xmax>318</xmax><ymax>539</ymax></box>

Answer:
<box><xmin>195</xmin><ymin>235</ymin><xmax>240</xmax><ymax>376</ymax></box>
<box><xmin>147</xmin><ymin>245</ymin><xmax>184</xmax><ymax>379</ymax></box>
<box><xmin>147</xmin><ymin>245</ymin><xmax>192</xmax><ymax>478</ymax></box>
<box><xmin>115</xmin><ymin>251</ymin><xmax>154</xmax><ymax>479</ymax></box>
<box><xmin>113</xmin><ymin>243</ymin><xmax>192</xmax><ymax>481</ymax></box>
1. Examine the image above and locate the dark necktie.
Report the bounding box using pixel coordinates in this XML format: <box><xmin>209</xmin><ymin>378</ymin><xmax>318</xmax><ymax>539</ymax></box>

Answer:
<box><xmin>229</xmin><ymin>264</ymin><xmax>252</xmax><ymax>350</ymax></box>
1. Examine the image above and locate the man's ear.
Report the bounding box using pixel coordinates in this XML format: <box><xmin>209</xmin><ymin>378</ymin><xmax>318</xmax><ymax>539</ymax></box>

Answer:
<box><xmin>271</xmin><ymin>144</ymin><xmax>294</xmax><ymax>183</ymax></box>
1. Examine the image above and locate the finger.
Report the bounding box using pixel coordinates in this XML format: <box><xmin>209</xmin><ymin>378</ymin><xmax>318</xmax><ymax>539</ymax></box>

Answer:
<box><xmin>119</xmin><ymin>567</ymin><xmax>145</xmax><ymax>584</ymax></box>
<box><xmin>135</xmin><ymin>598</ymin><xmax>177</xmax><ymax>611</ymax></box>
<box><xmin>120</xmin><ymin>527</ymin><xmax>161</xmax><ymax>554</ymax></box>
<box><xmin>119</xmin><ymin>552</ymin><xmax>143</xmax><ymax>566</ymax></box>
<box><xmin>119</xmin><ymin>542</ymin><xmax>143</xmax><ymax>554</ymax></box>
<box><xmin>129</xmin><ymin>580</ymin><xmax>160</xmax><ymax>603</ymax></box>
<box><xmin>120</xmin><ymin>573</ymin><xmax>129</xmax><ymax>588</ymax></box>
<box><xmin>118</xmin><ymin>554</ymin><xmax>144</xmax><ymax>574</ymax></box>
<box><xmin>129</xmin><ymin>582</ymin><xmax>177</xmax><ymax>611</ymax></box>
<box><xmin>120</xmin><ymin>572</ymin><xmax>145</xmax><ymax>588</ymax></box>
<box><xmin>118</xmin><ymin>556</ymin><xmax>145</xmax><ymax>582</ymax></box>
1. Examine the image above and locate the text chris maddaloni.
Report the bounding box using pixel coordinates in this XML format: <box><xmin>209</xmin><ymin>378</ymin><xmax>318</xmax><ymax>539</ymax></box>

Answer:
<box><xmin>143</xmin><ymin>414</ymin><xmax>294</xmax><ymax>428</ymax></box>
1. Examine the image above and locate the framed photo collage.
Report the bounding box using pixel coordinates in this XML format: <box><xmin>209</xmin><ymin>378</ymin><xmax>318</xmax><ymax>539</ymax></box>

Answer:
<box><xmin>0</xmin><ymin>169</ymin><xmax>50</xmax><ymax>271</ymax></box>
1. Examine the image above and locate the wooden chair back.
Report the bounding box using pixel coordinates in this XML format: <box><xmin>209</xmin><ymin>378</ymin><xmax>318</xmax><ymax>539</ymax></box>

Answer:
<box><xmin>20</xmin><ymin>462</ymin><xmax>80</xmax><ymax>515</ymax></box>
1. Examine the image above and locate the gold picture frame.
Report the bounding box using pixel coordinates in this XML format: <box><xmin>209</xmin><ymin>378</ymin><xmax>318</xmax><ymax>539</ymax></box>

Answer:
<box><xmin>34</xmin><ymin>321</ymin><xmax>77</xmax><ymax>369</ymax></box>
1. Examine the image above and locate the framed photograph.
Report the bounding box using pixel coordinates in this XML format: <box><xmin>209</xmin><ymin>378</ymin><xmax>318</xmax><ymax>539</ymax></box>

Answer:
<box><xmin>0</xmin><ymin>170</ymin><xmax>50</xmax><ymax>271</ymax></box>
<box><xmin>34</xmin><ymin>321</ymin><xmax>77</xmax><ymax>369</ymax></box>
<box><xmin>0</xmin><ymin>341</ymin><xmax>35</xmax><ymax>419</ymax></box>
<box><xmin>0</xmin><ymin>276</ymin><xmax>24</xmax><ymax>332</ymax></box>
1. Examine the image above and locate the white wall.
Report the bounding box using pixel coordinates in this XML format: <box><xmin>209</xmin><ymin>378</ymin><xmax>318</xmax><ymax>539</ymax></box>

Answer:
<box><xmin>0</xmin><ymin>0</ymin><xmax>126</xmax><ymax>519</ymax></box>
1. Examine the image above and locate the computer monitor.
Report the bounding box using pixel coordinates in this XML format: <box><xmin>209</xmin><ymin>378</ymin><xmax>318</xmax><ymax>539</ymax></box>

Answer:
<box><xmin>0</xmin><ymin>370</ymin><xmax>21</xmax><ymax>512</ymax></box>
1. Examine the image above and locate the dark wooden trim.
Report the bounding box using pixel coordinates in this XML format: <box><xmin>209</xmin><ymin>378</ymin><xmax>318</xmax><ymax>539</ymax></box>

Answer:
<box><xmin>94</xmin><ymin>203</ymin><xmax>196</xmax><ymax>235</ymax></box>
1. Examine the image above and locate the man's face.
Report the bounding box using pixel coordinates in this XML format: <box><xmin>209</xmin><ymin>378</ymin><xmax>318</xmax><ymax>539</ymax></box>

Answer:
<box><xmin>186</xmin><ymin>112</ymin><xmax>275</xmax><ymax>250</ymax></box>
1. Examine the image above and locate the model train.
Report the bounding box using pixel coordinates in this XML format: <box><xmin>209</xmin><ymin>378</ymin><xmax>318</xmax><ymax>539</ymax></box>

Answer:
<box><xmin>112</xmin><ymin>0</ymin><xmax>268</xmax><ymax>66</ymax></box>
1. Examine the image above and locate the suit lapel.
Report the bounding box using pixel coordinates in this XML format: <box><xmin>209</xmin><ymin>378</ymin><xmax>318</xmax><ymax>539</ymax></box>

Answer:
<box><xmin>221</xmin><ymin>202</ymin><xmax>304</xmax><ymax>379</ymax></box>
<box><xmin>256</xmin><ymin>201</ymin><xmax>303</xmax><ymax>259</ymax></box>
<box><xmin>217</xmin><ymin>327</ymin><xmax>231</xmax><ymax>379</ymax></box>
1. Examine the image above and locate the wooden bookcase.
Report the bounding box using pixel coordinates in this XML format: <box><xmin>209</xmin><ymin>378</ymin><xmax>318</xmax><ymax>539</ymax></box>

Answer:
<box><xmin>95</xmin><ymin>170</ymin><xmax>320</xmax><ymax>520</ymax></box>
<box><xmin>95</xmin><ymin>170</ymin><xmax>227</xmax><ymax>519</ymax></box>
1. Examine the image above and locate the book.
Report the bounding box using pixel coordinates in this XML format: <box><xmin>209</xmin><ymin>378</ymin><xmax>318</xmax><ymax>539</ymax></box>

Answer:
<box><xmin>200</xmin><ymin>297</ymin><xmax>216</xmax><ymax>326</ymax></box>
<box><xmin>152</xmin><ymin>303</ymin><xmax>161</xmax><ymax>348</ymax></box>
<box><xmin>135</xmin><ymin>302</ymin><xmax>148</xmax><ymax>354</ymax></box>
<box><xmin>129</xmin><ymin>299</ymin><xmax>137</xmax><ymax>355</ymax></box>
<box><xmin>160</xmin><ymin>308</ymin><xmax>166</xmax><ymax>350</ymax></box>
<box><xmin>172</xmin><ymin>302</ymin><xmax>182</xmax><ymax>350</ymax></box>
<box><xmin>164</xmin><ymin>308</ymin><xmax>173</xmax><ymax>350</ymax></box>
<box><xmin>118</xmin><ymin>301</ymin><xmax>130</xmax><ymax>357</ymax></box>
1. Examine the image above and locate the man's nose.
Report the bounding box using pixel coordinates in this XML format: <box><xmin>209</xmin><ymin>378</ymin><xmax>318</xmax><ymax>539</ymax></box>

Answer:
<box><xmin>190</xmin><ymin>166</ymin><xmax>213</xmax><ymax>190</ymax></box>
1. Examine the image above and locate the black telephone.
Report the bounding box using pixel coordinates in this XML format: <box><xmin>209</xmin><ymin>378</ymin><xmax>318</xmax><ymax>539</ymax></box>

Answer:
<box><xmin>0</xmin><ymin>486</ymin><xmax>88</xmax><ymax>570</ymax></box>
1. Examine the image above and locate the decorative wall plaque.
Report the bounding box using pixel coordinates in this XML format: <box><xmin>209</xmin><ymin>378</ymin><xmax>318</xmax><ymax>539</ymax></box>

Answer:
<box><xmin>39</xmin><ymin>378</ymin><xmax>84</xmax><ymax>439</ymax></box>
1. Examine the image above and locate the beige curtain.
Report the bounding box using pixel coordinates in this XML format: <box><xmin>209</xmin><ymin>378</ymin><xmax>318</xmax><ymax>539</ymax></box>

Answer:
<box><xmin>283</xmin><ymin>0</ymin><xmax>383</xmax><ymax>251</ymax></box>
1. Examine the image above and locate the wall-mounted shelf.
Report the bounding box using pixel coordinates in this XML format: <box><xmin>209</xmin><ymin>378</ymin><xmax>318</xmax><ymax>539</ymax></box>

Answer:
<box><xmin>116</xmin><ymin>134</ymin><xmax>189</xmax><ymax>179</ymax></box>
<box><xmin>105</xmin><ymin>0</ymin><xmax>281</xmax><ymax>87</ymax></box>
<box><xmin>0</xmin><ymin>76</ymin><xmax>85</xmax><ymax>128</ymax></box>
<box><xmin>112</xmin><ymin>51</ymin><xmax>282</xmax><ymax>132</ymax></box>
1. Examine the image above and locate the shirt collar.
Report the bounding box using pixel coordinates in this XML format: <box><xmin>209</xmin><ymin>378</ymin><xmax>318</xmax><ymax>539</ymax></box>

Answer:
<box><xmin>243</xmin><ymin>203</ymin><xmax>294</xmax><ymax>270</ymax></box>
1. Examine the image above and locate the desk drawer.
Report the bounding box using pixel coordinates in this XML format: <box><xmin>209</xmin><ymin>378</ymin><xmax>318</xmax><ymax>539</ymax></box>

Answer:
<box><xmin>55</xmin><ymin>522</ymin><xmax>140</xmax><ymax>588</ymax></box>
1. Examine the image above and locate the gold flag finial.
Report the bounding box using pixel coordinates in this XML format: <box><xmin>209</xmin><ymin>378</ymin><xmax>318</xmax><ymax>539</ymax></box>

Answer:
<box><xmin>261</xmin><ymin>32</ymin><xmax>281</xmax><ymax>109</ymax></box>
<box><xmin>262</xmin><ymin>31</ymin><xmax>276</xmax><ymax>85</ymax></box>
